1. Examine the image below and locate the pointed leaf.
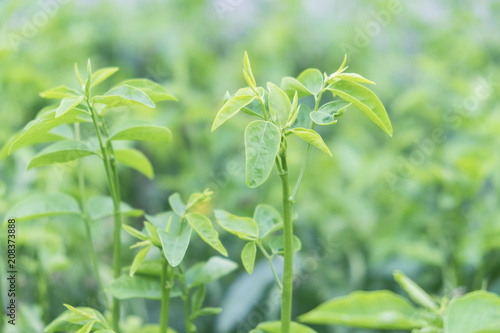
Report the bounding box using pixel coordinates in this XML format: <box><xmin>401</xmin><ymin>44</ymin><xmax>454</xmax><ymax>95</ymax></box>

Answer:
<box><xmin>281</xmin><ymin>77</ymin><xmax>313</xmax><ymax>98</ymax></box>
<box><xmin>93</xmin><ymin>84</ymin><xmax>155</xmax><ymax>108</ymax></box>
<box><xmin>267</xmin><ymin>82</ymin><xmax>291</xmax><ymax>129</ymax></box>
<box><xmin>169</xmin><ymin>193</ymin><xmax>186</xmax><ymax>216</ymax></box>
<box><xmin>130</xmin><ymin>243</ymin><xmax>152</xmax><ymax>277</ymax></box>
<box><xmin>241</xmin><ymin>242</ymin><xmax>256</xmax><ymax>274</ymax></box>
<box><xmin>27</xmin><ymin>140</ymin><xmax>96</xmax><ymax>170</ymax></box>
<box><xmin>197</xmin><ymin>307</ymin><xmax>222</xmax><ymax>316</ymax></box>
<box><xmin>5</xmin><ymin>193</ymin><xmax>80</xmax><ymax>222</ymax></box>
<box><xmin>298</xmin><ymin>290</ymin><xmax>423</xmax><ymax>329</ymax></box>
<box><xmin>289</xmin><ymin>128</ymin><xmax>332</xmax><ymax>156</ymax></box>
<box><xmin>214</xmin><ymin>209</ymin><xmax>259</xmax><ymax>240</ymax></box>
<box><xmin>254</xmin><ymin>204</ymin><xmax>282</xmax><ymax>239</ymax></box>
<box><xmin>56</xmin><ymin>96</ymin><xmax>85</xmax><ymax>118</ymax></box>
<box><xmin>191</xmin><ymin>285</ymin><xmax>206</xmax><ymax>316</ymax></box>
<box><xmin>77</xmin><ymin>321</ymin><xmax>94</xmax><ymax>333</ymax></box>
<box><xmin>186</xmin><ymin>213</ymin><xmax>227</xmax><ymax>256</ymax></box>
<box><xmin>158</xmin><ymin>223</ymin><xmax>192</xmax><ymax>267</ymax></box>
<box><xmin>394</xmin><ymin>271</ymin><xmax>439</xmax><ymax>312</ymax></box>
<box><xmin>91</xmin><ymin>67</ymin><xmax>119</xmax><ymax>87</ymax></box>
<box><xmin>310</xmin><ymin>100</ymin><xmax>351</xmax><ymax>125</ymax></box>
<box><xmin>119</xmin><ymin>79</ymin><xmax>177</xmax><ymax>102</ymax></box>
<box><xmin>212</xmin><ymin>95</ymin><xmax>255</xmax><ymax>131</ymax></box>
<box><xmin>243</xmin><ymin>51</ymin><xmax>257</xmax><ymax>88</ymax></box>
<box><xmin>40</xmin><ymin>85</ymin><xmax>80</xmax><ymax>99</ymax></box>
<box><xmin>144</xmin><ymin>221</ymin><xmax>161</xmax><ymax>247</ymax></box>
<box><xmin>186</xmin><ymin>257</ymin><xmax>238</xmax><ymax>287</ymax></box>
<box><xmin>107</xmin><ymin>121</ymin><xmax>172</xmax><ymax>143</ymax></box>
<box><xmin>114</xmin><ymin>148</ymin><xmax>154</xmax><ymax>179</ymax></box>
<box><xmin>297</xmin><ymin>69</ymin><xmax>323</xmax><ymax>96</ymax></box>
<box><xmin>244</xmin><ymin>120</ymin><xmax>281</xmax><ymax>188</ymax></box>
<box><xmin>123</xmin><ymin>225</ymin><xmax>148</xmax><ymax>241</ymax></box>
<box><xmin>0</xmin><ymin>131</ymin><xmax>67</xmax><ymax>160</ymax></box>
<box><xmin>330</xmin><ymin>72</ymin><xmax>375</xmax><ymax>85</ymax></box>
<box><xmin>328</xmin><ymin>80</ymin><xmax>392</xmax><ymax>136</ymax></box>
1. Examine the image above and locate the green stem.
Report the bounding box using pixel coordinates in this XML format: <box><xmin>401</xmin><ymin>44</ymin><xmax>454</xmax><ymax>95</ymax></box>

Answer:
<box><xmin>179</xmin><ymin>265</ymin><xmax>192</xmax><ymax>332</ymax></box>
<box><xmin>74</xmin><ymin>124</ymin><xmax>104</xmax><ymax>292</ymax></box>
<box><xmin>86</xmin><ymin>100</ymin><xmax>122</xmax><ymax>333</ymax></box>
<box><xmin>257</xmin><ymin>242</ymin><xmax>282</xmax><ymax>290</ymax></box>
<box><xmin>279</xmin><ymin>152</ymin><xmax>294</xmax><ymax>333</ymax></box>
<box><xmin>160</xmin><ymin>256</ymin><xmax>172</xmax><ymax>333</ymax></box>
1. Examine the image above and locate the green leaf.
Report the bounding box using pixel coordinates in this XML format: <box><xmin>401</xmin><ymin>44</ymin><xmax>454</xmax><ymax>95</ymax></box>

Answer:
<box><xmin>444</xmin><ymin>291</ymin><xmax>500</xmax><ymax>333</ymax></box>
<box><xmin>0</xmin><ymin>131</ymin><xmax>67</xmax><ymax>160</ymax></box>
<box><xmin>243</xmin><ymin>51</ymin><xmax>257</xmax><ymax>88</ymax></box>
<box><xmin>287</xmin><ymin>91</ymin><xmax>299</xmax><ymax>127</ymax></box>
<box><xmin>267</xmin><ymin>82</ymin><xmax>291</xmax><ymax>129</ymax></box>
<box><xmin>85</xmin><ymin>59</ymin><xmax>92</xmax><ymax>96</ymax></box>
<box><xmin>310</xmin><ymin>100</ymin><xmax>351</xmax><ymax>125</ymax></box>
<box><xmin>107</xmin><ymin>120</ymin><xmax>172</xmax><ymax>143</ymax></box>
<box><xmin>144</xmin><ymin>221</ymin><xmax>161</xmax><ymax>247</ymax></box>
<box><xmin>241</xmin><ymin>242</ymin><xmax>256</xmax><ymax>274</ymax></box>
<box><xmin>298</xmin><ymin>290</ymin><xmax>424</xmax><ymax>330</ymax></box>
<box><xmin>244</xmin><ymin>120</ymin><xmax>281</xmax><ymax>188</ymax></box>
<box><xmin>169</xmin><ymin>193</ymin><xmax>186</xmax><ymax>216</ymax></box>
<box><xmin>394</xmin><ymin>271</ymin><xmax>439</xmax><ymax>312</ymax></box>
<box><xmin>330</xmin><ymin>72</ymin><xmax>375</xmax><ymax>85</ymax></box>
<box><xmin>76</xmin><ymin>321</ymin><xmax>94</xmax><ymax>333</ymax></box>
<box><xmin>94</xmin><ymin>84</ymin><xmax>155</xmax><ymax>109</ymax></box>
<box><xmin>56</xmin><ymin>96</ymin><xmax>85</xmax><ymax>118</ymax></box>
<box><xmin>197</xmin><ymin>307</ymin><xmax>222</xmax><ymax>316</ymax></box>
<box><xmin>74</xmin><ymin>63</ymin><xmax>84</xmax><ymax>89</ymax></box>
<box><xmin>40</xmin><ymin>85</ymin><xmax>80</xmax><ymax>99</ymax></box>
<box><xmin>86</xmin><ymin>196</ymin><xmax>143</xmax><ymax>220</ymax></box>
<box><xmin>186</xmin><ymin>189</ymin><xmax>213</xmax><ymax>210</ymax></box>
<box><xmin>5</xmin><ymin>193</ymin><xmax>80</xmax><ymax>222</ymax></box>
<box><xmin>91</xmin><ymin>67</ymin><xmax>119</xmax><ymax>87</ymax></box>
<box><xmin>297</xmin><ymin>68</ymin><xmax>323</xmax><ymax>96</ymax></box>
<box><xmin>27</xmin><ymin>140</ymin><xmax>96</xmax><ymax>170</ymax></box>
<box><xmin>130</xmin><ymin>243</ymin><xmax>152</xmax><ymax>277</ymax></box>
<box><xmin>186</xmin><ymin>213</ymin><xmax>228</xmax><ymax>256</ymax></box>
<box><xmin>281</xmin><ymin>77</ymin><xmax>313</xmax><ymax>98</ymax></box>
<box><xmin>119</xmin><ymin>79</ymin><xmax>177</xmax><ymax>102</ymax></box>
<box><xmin>123</xmin><ymin>225</ymin><xmax>149</xmax><ymax>241</ymax></box>
<box><xmin>214</xmin><ymin>209</ymin><xmax>259</xmax><ymax>240</ymax></box>
<box><xmin>253</xmin><ymin>204</ymin><xmax>282</xmax><ymax>239</ymax></box>
<box><xmin>107</xmin><ymin>275</ymin><xmax>180</xmax><ymax>300</ymax></box>
<box><xmin>289</xmin><ymin>128</ymin><xmax>332</xmax><ymax>156</ymax></box>
<box><xmin>268</xmin><ymin>235</ymin><xmax>302</xmax><ymax>255</ymax></box>
<box><xmin>250</xmin><ymin>321</ymin><xmax>317</xmax><ymax>333</ymax></box>
<box><xmin>7</xmin><ymin>107</ymin><xmax>88</xmax><ymax>156</ymax></box>
<box><xmin>114</xmin><ymin>148</ymin><xmax>154</xmax><ymax>179</ymax></box>
<box><xmin>328</xmin><ymin>80</ymin><xmax>392</xmax><ymax>136</ymax></box>
<box><xmin>186</xmin><ymin>256</ymin><xmax>238</xmax><ymax>287</ymax></box>
<box><xmin>191</xmin><ymin>285</ymin><xmax>206</xmax><ymax>316</ymax></box>
<box><xmin>212</xmin><ymin>95</ymin><xmax>255</xmax><ymax>132</ymax></box>
<box><xmin>125</xmin><ymin>259</ymin><xmax>162</xmax><ymax>276</ymax></box>
<box><xmin>158</xmin><ymin>223</ymin><xmax>192</xmax><ymax>267</ymax></box>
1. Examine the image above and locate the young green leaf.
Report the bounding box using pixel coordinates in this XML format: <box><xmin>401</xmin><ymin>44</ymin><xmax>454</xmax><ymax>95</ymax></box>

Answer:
<box><xmin>297</xmin><ymin>68</ymin><xmax>323</xmax><ymax>96</ymax></box>
<box><xmin>186</xmin><ymin>213</ymin><xmax>228</xmax><ymax>256</ymax></box>
<box><xmin>241</xmin><ymin>242</ymin><xmax>256</xmax><ymax>274</ymax></box>
<box><xmin>107</xmin><ymin>121</ymin><xmax>172</xmax><ymax>143</ymax></box>
<box><xmin>123</xmin><ymin>225</ymin><xmax>149</xmax><ymax>241</ymax></box>
<box><xmin>253</xmin><ymin>204</ymin><xmax>282</xmax><ymax>239</ymax></box>
<box><xmin>40</xmin><ymin>85</ymin><xmax>80</xmax><ymax>99</ymax></box>
<box><xmin>169</xmin><ymin>192</ymin><xmax>186</xmax><ymax>216</ymax></box>
<box><xmin>27</xmin><ymin>140</ymin><xmax>97</xmax><ymax>170</ymax></box>
<box><xmin>281</xmin><ymin>77</ymin><xmax>313</xmax><ymax>98</ymax></box>
<box><xmin>91</xmin><ymin>67</ymin><xmax>119</xmax><ymax>87</ymax></box>
<box><xmin>212</xmin><ymin>95</ymin><xmax>255</xmax><ymax>132</ymax></box>
<box><xmin>250</xmin><ymin>321</ymin><xmax>317</xmax><ymax>333</ymax></box>
<box><xmin>114</xmin><ymin>148</ymin><xmax>154</xmax><ymax>179</ymax></box>
<box><xmin>118</xmin><ymin>79</ymin><xmax>177</xmax><ymax>102</ymax></box>
<box><xmin>144</xmin><ymin>221</ymin><xmax>162</xmax><ymax>247</ymax></box>
<box><xmin>287</xmin><ymin>91</ymin><xmax>298</xmax><ymax>127</ymax></box>
<box><xmin>77</xmin><ymin>321</ymin><xmax>94</xmax><ymax>333</ymax></box>
<box><xmin>289</xmin><ymin>128</ymin><xmax>332</xmax><ymax>156</ymax></box>
<box><xmin>5</xmin><ymin>193</ymin><xmax>81</xmax><ymax>222</ymax></box>
<box><xmin>310</xmin><ymin>100</ymin><xmax>351</xmax><ymax>125</ymax></box>
<box><xmin>328</xmin><ymin>80</ymin><xmax>392</xmax><ymax>136</ymax></box>
<box><xmin>191</xmin><ymin>285</ymin><xmax>206</xmax><ymax>317</ymax></box>
<box><xmin>130</xmin><ymin>243</ymin><xmax>152</xmax><ymax>277</ymax></box>
<box><xmin>269</xmin><ymin>235</ymin><xmax>302</xmax><ymax>255</ymax></box>
<box><xmin>267</xmin><ymin>82</ymin><xmax>292</xmax><ymax>129</ymax></box>
<box><xmin>332</xmin><ymin>72</ymin><xmax>375</xmax><ymax>85</ymax></box>
<box><xmin>243</xmin><ymin>51</ymin><xmax>257</xmax><ymax>88</ymax></box>
<box><xmin>158</xmin><ymin>224</ymin><xmax>192</xmax><ymax>267</ymax></box>
<box><xmin>196</xmin><ymin>307</ymin><xmax>222</xmax><ymax>317</ymax></box>
<box><xmin>55</xmin><ymin>96</ymin><xmax>85</xmax><ymax>118</ymax></box>
<box><xmin>93</xmin><ymin>84</ymin><xmax>156</xmax><ymax>109</ymax></box>
<box><xmin>394</xmin><ymin>271</ymin><xmax>439</xmax><ymax>312</ymax></box>
<box><xmin>298</xmin><ymin>290</ymin><xmax>423</xmax><ymax>329</ymax></box>
<box><xmin>186</xmin><ymin>256</ymin><xmax>238</xmax><ymax>287</ymax></box>
<box><xmin>186</xmin><ymin>189</ymin><xmax>213</xmax><ymax>210</ymax></box>
<box><xmin>85</xmin><ymin>59</ymin><xmax>92</xmax><ymax>96</ymax></box>
<box><xmin>244</xmin><ymin>120</ymin><xmax>281</xmax><ymax>188</ymax></box>
<box><xmin>0</xmin><ymin>131</ymin><xmax>67</xmax><ymax>160</ymax></box>
<box><xmin>74</xmin><ymin>63</ymin><xmax>84</xmax><ymax>89</ymax></box>
<box><xmin>214</xmin><ymin>209</ymin><xmax>259</xmax><ymax>240</ymax></box>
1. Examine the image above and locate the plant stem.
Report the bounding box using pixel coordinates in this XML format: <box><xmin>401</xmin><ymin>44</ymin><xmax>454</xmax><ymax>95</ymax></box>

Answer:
<box><xmin>178</xmin><ymin>265</ymin><xmax>192</xmax><ymax>332</ymax></box>
<box><xmin>74</xmin><ymin>124</ymin><xmax>104</xmax><ymax>292</ymax></box>
<box><xmin>160</xmin><ymin>256</ymin><xmax>172</xmax><ymax>333</ymax></box>
<box><xmin>279</xmin><ymin>151</ymin><xmax>294</xmax><ymax>333</ymax></box>
<box><xmin>257</xmin><ymin>242</ymin><xmax>282</xmax><ymax>290</ymax></box>
<box><xmin>86</xmin><ymin>101</ymin><xmax>122</xmax><ymax>333</ymax></box>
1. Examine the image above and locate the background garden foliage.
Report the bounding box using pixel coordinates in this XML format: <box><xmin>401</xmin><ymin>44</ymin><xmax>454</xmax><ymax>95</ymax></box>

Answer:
<box><xmin>0</xmin><ymin>0</ymin><xmax>499</xmax><ymax>332</ymax></box>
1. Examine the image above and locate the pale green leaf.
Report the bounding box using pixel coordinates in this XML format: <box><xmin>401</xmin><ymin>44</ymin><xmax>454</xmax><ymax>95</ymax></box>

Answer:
<box><xmin>330</xmin><ymin>72</ymin><xmax>375</xmax><ymax>85</ymax></box>
<box><xmin>328</xmin><ymin>80</ymin><xmax>392</xmax><ymax>136</ymax></box>
<box><xmin>394</xmin><ymin>271</ymin><xmax>439</xmax><ymax>312</ymax></box>
<box><xmin>212</xmin><ymin>95</ymin><xmax>255</xmax><ymax>132</ymax></box>
<box><xmin>310</xmin><ymin>100</ymin><xmax>351</xmax><ymax>125</ymax></box>
<box><xmin>93</xmin><ymin>84</ymin><xmax>155</xmax><ymax>109</ymax></box>
<box><xmin>123</xmin><ymin>225</ymin><xmax>148</xmax><ymax>241</ymax></box>
<box><xmin>107</xmin><ymin>275</ymin><xmax>180</xmax><ymax>300</ymax></box>
<box><xmin>267</xmin><ymin>82</ymin><xmax>291</xmax><ymax>129</ymax></box>
<box><xmin>144</xmin><ymin>221</ymin><xmax>161</xmax><ymax>247</ymax></box>
<box><xmin>186</xmin><ymin>189</ymin><xmax>213</xmax><ymax>210</ymax></box>
<box><xmin>298</xmin><ymin>290</ymin><xmax>424</xmax><ymax>330</ymax></box>
<box><xmin>244</xmin><ymin>120</ymin><xmax>281</xmax><ymax>188</ymax></box>
<box><xmin>186</xmin><ymin>213</ymin><xmax>227</xmax><ymax>256</ymax></box>
<box><xmin>289</xmin><ymin>128</ymin><xmax>332</xmax><ymax>156</ymax></box>
<box><xmin>197</xmin><ymin>307</ymin><xmax>222</xmax><ymax>316</ymax></box>
<box><xmin>130</xmin><ymin>243</ymin><xmax>152</xmax><ymax>277</ymax></box>
<box><xmin>27</xmin><ymin>140</ymin><xmax>96</xmax><ymax>170</ymax></box>
<box><xmin>119</xmin><ymin>79</ymin><xmax>177</xmax><ymax>102</ymax></box>
<box><xmin>56</xmin><ymin>96</ymin><xmax>85</xmax><ymax>118</ymax></box>
<box><xmin>243</xmin><ymin>51</ymin><xmax>257</xmax><ymax>88</ymax></box>
<box><xmin>158</xmin><ymin>223</ymin><xmax>192</xmax><ymax>267</ymax></box>
<box><xmin>40</xmin><ymin>85</ymin><xmax>80</xmax><ymax>99</ymax></box>
<box><xmin>186</xmin><ymin>256</ymin><xmax>238</xmax><ymax>287</ymax></box>
<box><xmin>253</xmin><ymin>204</ymin><xmax>282</xmax><ymax>239</ymax></box>
<box><xmin>214</xmin><ymin>209</ymin><xmax>259</xmax><ymax>240</ymax></box>
<box><xmin>250</xmin><ymin>321</ymin><xmax>317</xmax><ymax>333</ymax></box>
<box><xmin>281</xmin><ymin>77</ymin><xmax>313</xmax><ymax>98</ymax></box>
<box><xmin>91</xmin><ymin>67</ymin><xmax>119</xmax><ymax>87</ymax></box>
<box><xmin>86</xmin><ymin>196</ymin><xmax>143</xmax><ymax>220</ymax></box>
<box><xmin>107</xmin><ymin>120</ymin><xmax>172</xmax><ymax>143</ymax></box>
<box><xmin>5</xmin><ymin>193</ymin><xmax>80</xmax><ymax>222</ymax></box>
<box><xmin>241</xmin><ymin>242</ymin><xmax>256</xmax><ymax>274</ymax></box>
<box><xmin>114</xmin><ymin>148</ymin><xmax>154</xmax><ymax>179</ymax></box>
<box><xmin>76</xmin><ymin>321</ymin><xmax>94</xmax><ymax>333</ymax></box>
<box><xmin>268</xmin><ymin>235</ymin><xmax>302</xmax><ymax>255</ymax></box>
<box><xmin>169</xmin><ymin>193</ymin><xmax>186</xmax><ymax>216</ymax></box>
<box><xmin>0</xmin><ymin>131</ymin><xmax>67</xmax><ymax>160</ymax></box>
<box><xmin>297</xmin><ymin>68</ymin><xmax>323</xmax><ymax>96</ymax></box>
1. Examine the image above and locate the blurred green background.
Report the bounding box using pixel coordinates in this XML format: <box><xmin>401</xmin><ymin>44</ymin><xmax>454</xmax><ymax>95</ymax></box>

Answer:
<box><xmin>1</xmin><ymin>0</ymin><xmax>500</xmax><ymax>332</ymax></box>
